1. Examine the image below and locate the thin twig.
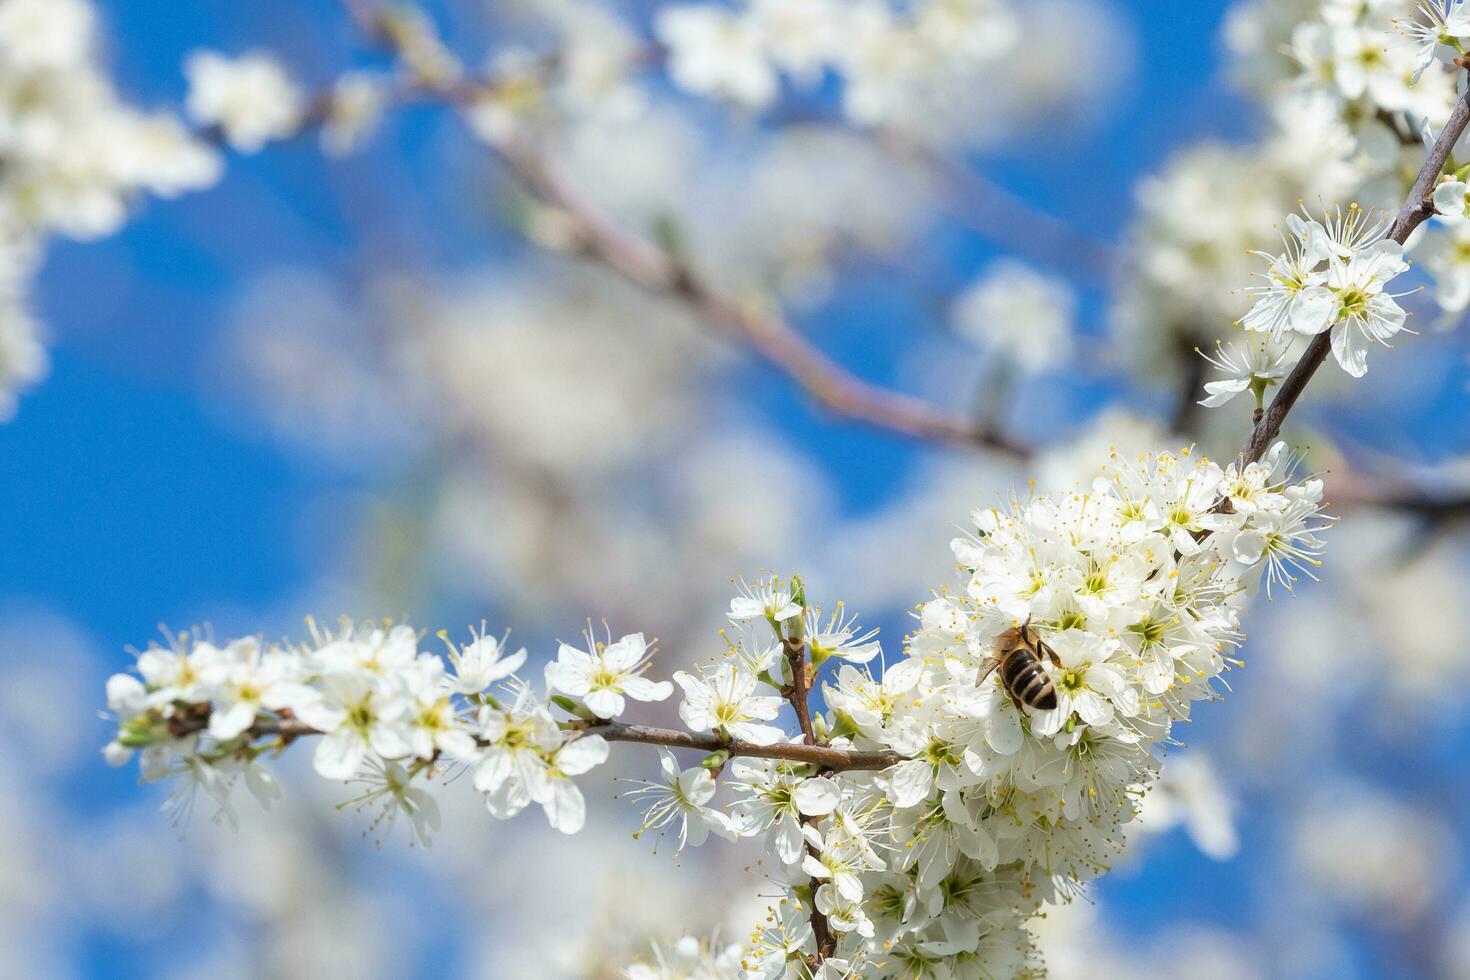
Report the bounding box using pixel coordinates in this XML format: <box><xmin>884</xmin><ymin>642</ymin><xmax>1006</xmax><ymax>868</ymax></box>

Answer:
<box><xmin>772</xmin><ymin>622</ymin><xmax>837</xmax><ymax>960</ymax></box>
<box><xmin>489</xmin><ymin>130</ymin><xmax>1030</xmax><ymax>453</ymax></box>
<box><xmin>165</xmin><ymin>709</ymin><xmax>906</xmax><ymax>772</ymax></box>
<box><xmin>1331</xmin><ymin>473</ymin><xmax>1470</xmax><ymax>523</ymax></box>
<box><xmin>878</xmin><ymin>130</ymin><xmax>1122</xmax><ymax>286</ymax></box>
<box><xmin>591</xmin><ymin>722</ymin><xmax>902</xmax><ymax>772</ymax></box>
<box><xmin>316</xmin><ymin>0</ymin><xmax>1030</xmax><ymax>455</ymax></box>
<box><xmin>1237</xmin><ymin>83</ymin><xmax>1470</xmax><ymax>467</ymax></box>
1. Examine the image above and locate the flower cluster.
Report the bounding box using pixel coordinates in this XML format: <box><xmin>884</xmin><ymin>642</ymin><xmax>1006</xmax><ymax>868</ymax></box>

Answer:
<box><xmin>1240</xmin><ymin>207</ymin><xmax>1410</xmax><ymax>378</ymax></box>
<box><xmin>1234</xmin><ymin>0</ymin><xmax>1470</xmax><ymax>331</ymax></box>
<box><xmin>655</xmin><ymin>0</ymin><xmax>1023</xmax><ymax>131</ymax></box>
<box><xmin>184</xmin><ymin>50</ymin><xmax>306</xmax><ymax>154</ymax></box>
<box><xmin>622</xmin><ymin>935</ymin><xmax>745</xmax><ymax>980</ymax></box>
<box><xmin>1116</xmin><ymin>0</ymin><xmax>1470</xmax><ymax>379</ymax></box>
<box><xmin>951</xmin><ymin>259</ymin><xmax>1076</xmax><ymax>375</ymax></box>
<box><xmin>102</xmin><ymin>441</ymin><xmax>1329</xmax><ymax>976</ymax></box>
<box><xmin>0</xmin><ymin>0</ymin><xmax>223</xmax><ymax>417</ymax></box>
<box><xmin>102</xmin><ymin>620</ymin><xmax>628</xmax><ymax>839</ymax></box>
<box><xmin>722</xmin><ymin>445</ymin><xmax>1325</xmax><ymax>975</ymax></box>
<box><xmin>1282</xmin><ymin>0</ymin><xmax>1456</xmax><ymax>178</ymax></box>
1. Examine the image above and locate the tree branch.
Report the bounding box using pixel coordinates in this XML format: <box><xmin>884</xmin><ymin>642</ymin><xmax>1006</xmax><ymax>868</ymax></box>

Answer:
<box><xmin>315</xmin><ymin>0</ymin><xmax>1030</xmax><ymax>455</ymax></box>
<box><xmin>1331</xmin><ymin>472</ymin><xmax>1470</xmax><ymax>523</ymax></box>
<box><xmin>589</xmin><ymin>722</ymin><xmax>903</xmax><ymax>772</ymax></box>
<box><xmin>488</xmin><ymin>129</ymin><xmax>1030</xmax><ymax>453</ymax></box>
<box><xmin>771</xmin><ymin>618</ymin><xmax>837</xmax><ymax>960</ymax></box>
<box><xmin>1238</xmin><ymin>83</ymin><xmax>1470</xmax><ymax>467</ymax></box>
<box><xmin>164</xmin><ymin>708</ymin><xmax>907</xmax><ymax>772</ymax></box>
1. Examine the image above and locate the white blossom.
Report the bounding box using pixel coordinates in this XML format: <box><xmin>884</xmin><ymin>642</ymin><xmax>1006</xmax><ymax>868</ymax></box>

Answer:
<box><xmin>672</xmin><ymin>663</ymin><xmax>785</xmax><ymax>745</ymax></box>
<box><xmin>622</xmin><ymin>935</ymin><xmax>744</xmax><ymax>980</ymax></box>
<box><xmin>545</xmin><ymin>629</ymin><xmax>673</xmax><ymax>719</ymax></box>
<box><xmin>656</xmin><ymin>6</ymin><xmax>778</xmax><ymax>109</ymax></box>
<box><xmin>1397</xmin><ymin>1</ymin><xmax>1470</xmax><ymax>81</ymax></box>
<box><xmin>1242</xmin><ymin>207</ymin><xmax>1410</xmax><ymax>377</ymax></box>
<box><xmin>1420</xmin><ymin>219</ymin><xmax>1470</xmax><ymax>312</ymax></box>
<box><xmin>1197</xmin><ymin>335</ymin><xmax>1296</xmax><ymax>409</ymax></box>
<box><xmin>295</xmin><ymin>669</ymin><xmax>413</xmax><ymax>780</ymax></box>
<box><xmin>198</xmin><ymin>638</ymin><xmax>309</xmax><ymax>740</ymax></box>
<box><xmin>951</xmin><ymin>258</ymin><xmax>1076</xmax><ymax>373</ymax></box>
<box><xmin>445</xmin><ymin>630</ymin><xmax>527</xmax><ymax>695</ymax></box>
<box><xmin>340</xmin><ymin>758</ymin><xmax>442</xmax><ymax>846</ymax></box>
<box><xmin>184</xmin><ymin>50</ymin><xmax>305</xmax><ymax>153</ymax></box>
<box><xmin>622</xmin><ymin>748</ymin><xmax>733</xmax><ymax>853</ymax></box>
<box><xmin>727</xmin><ymin>577</ymin><xmax>803</xmax><ymax>623</ymax></box>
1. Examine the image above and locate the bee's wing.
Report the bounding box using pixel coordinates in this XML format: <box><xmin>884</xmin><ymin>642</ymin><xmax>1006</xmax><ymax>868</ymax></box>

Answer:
<box><xmin>977</xmin><ymin>658</ymin><xmax>999</xmax><ymax>685</ymax></box>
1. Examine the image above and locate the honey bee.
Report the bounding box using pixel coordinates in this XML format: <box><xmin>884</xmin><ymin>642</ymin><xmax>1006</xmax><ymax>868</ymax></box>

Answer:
<box><xmin>980</xmin><ymin>618</ymin><xmax>1061</xmax><ymax>712</ymax></box>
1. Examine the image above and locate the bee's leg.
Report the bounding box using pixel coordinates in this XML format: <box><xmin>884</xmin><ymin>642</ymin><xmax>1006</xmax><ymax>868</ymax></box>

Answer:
<box><xmin>1040</xmin><ymin>641</ymin><xmax>1062</xmax><ymax>667</ymax></box>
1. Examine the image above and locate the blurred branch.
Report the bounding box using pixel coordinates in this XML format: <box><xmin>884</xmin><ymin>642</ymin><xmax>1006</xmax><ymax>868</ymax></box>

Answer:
<box><xmin>1332</xmin><ymin>472</ymin><xmax>1470</xmax><ymax>523</ymax></box>
<box><xmin>306</xmin><ymin>1</ymin><xmax>1042</xmax><ymax>455</ymax></box>
<box><xmin>1237</xmin><ymin>83</ymin><xmax>1470</xmax><ymax>467</ymax></box>
<box><xmin>765</xmin><ymin>105</ymin><xmax>1122</xmax><ymax>285</ymax></box>
<box><xmin>1170</xmin><ymin>332</ymin><xmax>1208</xmax><ymax>436</ymax></box>
<box><xmin>877</xmin><ymin>130</ymin><xmax>1123</xmax><ymax>286</ymax></box>
<box><xmin>488</xmin><ymin>128</ymin><xmax>1032</xmax><ymax>453</ymax></box>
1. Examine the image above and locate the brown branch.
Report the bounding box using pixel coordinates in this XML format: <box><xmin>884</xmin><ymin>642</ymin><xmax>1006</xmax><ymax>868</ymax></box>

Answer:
<box><xmin>319</xmin><ymin>0</ymin><xmax>1029</xmax><ymax>455</ymax></box>
<box><xmin>771</xmin><ymin>621</ymin><xmax>836</xmax><ymax>960</ymax></box>
<box><xmin>163</xmin><ymin>707</ymin><xmax>906</xmax><ymax>772</ymax></box>
<box><xmin>1237</xmin><ymin>83</ymin><xmax>1470</xmax><ymax>467</ymax></box>
<box><xmin>1170</xmin><ymin>331</ymin><xmax>1209</xmax><ymax>436</ymax></box>
<box><xmin>488</xmin><ymin>130</ymin><xmax>1029</xmax><ymax>453</ymax></box>
<box><xmin>590</xmin><ymin>722</ymin><xmax>902</xmax><ymax>772</ymax></box>
<box><xmin>166</xmin><ymin>709</ymin><xmax>317</xmax><ymax>743</ymax></box>
<box><xmin>783</xmin><ymin>640</ymin><xmax>818</xmax><ymax>748</ymax></box>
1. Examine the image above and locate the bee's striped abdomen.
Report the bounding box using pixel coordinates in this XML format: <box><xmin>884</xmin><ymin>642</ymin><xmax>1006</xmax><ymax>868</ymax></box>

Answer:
<box><xmin>1000</xmin><ymin>646</ymin><xmax>1058</xmax><ymax>711</ymax></box>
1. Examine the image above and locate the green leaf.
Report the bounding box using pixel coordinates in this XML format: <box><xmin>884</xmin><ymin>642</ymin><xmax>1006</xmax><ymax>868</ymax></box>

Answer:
<box><xmin>550</xmin><ymin>695</ymin><xmax>597</xmax><ymax>721</ymax></box>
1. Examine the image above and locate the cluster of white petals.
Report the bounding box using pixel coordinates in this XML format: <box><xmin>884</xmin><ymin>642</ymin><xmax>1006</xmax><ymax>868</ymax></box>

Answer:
<box><xmin>103</xmin><ymin>620</ymin><xmax>617</xmax><ymax>840</ymax></box>
<box><xmin>718</xmin><ymin>444</ymin><xmax>1326</xmax><ymax>976</ymax></box>
<box><xmin>951</xmin><ymin>259</ymin><xmax>1076</xmax><ymax>375</ymax></box>
<box><xmin>183</xmin><ymin>50</ymin><xmax>305</xmax><ymax>153</ymax></box>
<box><xmin>0</xmin><ymin>0</ymin><xmax>223</xmax><ymax>417</ymax></box>
<box><xmin>623</xmin><ymin>935</ymin><xmax>746</xmax><ymax>980</ymax></box>
<box><xmin>103</xmin><ymin>441</ymin><xmax>1329</xmax><ymax>975</ymax></box>
<box><xmin>1118</xmin><ymin>0</ymin><xmax>1470</xmax><ymax>379</ymax></box>
<box><xmin>655</xmin><ymin>0</ymin><xmax>1021</xmax><ymax>129</ymax></box>
<box><xmin>1241</xmin><ymin>208</ymin><xmax>1411</xmax><ymax>377</ymax></box>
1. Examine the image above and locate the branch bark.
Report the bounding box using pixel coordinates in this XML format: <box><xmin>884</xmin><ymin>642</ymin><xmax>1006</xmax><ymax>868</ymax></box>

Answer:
<box><xmin>164</xmin><ymin>708</ymin><xmax>906</xmax><ymax>772</ymax></box>
<box><xmin>772</xmin><ymin>622</ymin><xmax>838</xmax><ymax>961</ymax></box>
<box><xmin>590</xmin><ymin>722</ymin><xmax>903</xmax><ymax>772</ymax></box>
